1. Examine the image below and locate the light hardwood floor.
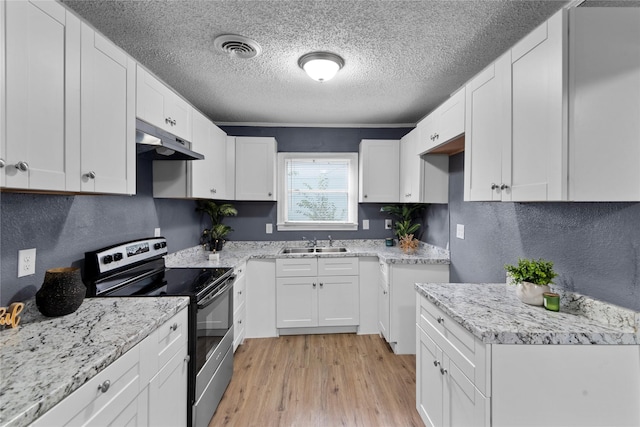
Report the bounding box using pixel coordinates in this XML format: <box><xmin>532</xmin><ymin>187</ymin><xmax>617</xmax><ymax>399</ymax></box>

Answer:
<box><xmin>209</xmin><ymin>334</ymin><xmax>423</xmax><ymax>427</ymax></box>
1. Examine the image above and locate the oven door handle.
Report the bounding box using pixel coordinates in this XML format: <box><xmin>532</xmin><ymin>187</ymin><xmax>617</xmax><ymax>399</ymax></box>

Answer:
<box><xmin>197</xmin><ymin>276</ymin><xmax>235</xmax><ymax>309</ymax></box>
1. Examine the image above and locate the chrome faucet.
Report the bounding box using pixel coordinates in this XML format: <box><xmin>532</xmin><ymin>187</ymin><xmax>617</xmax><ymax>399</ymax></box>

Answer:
<box><xmin>328</xmin><ymin>235</ymin><xmax>333</xmax><ymax>247</ymax></box>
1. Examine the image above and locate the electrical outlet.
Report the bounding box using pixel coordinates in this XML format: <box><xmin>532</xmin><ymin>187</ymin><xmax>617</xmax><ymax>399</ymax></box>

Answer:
<box><xmin>18</xmin><ymin>248</ymin><xmax>36</xmax><ymax>277</ymax></box>
<box><xmin>154</xmin><ymin>228</ymin><xmax>161</xmax><ymax>237</ymax></box>
<box><xmin>456</xmin><ymin>224</ymin><xmax>465</xmax><ymax>240</ymax></box>
<box><xmin>385</xmin><ymin>219</ymin><xmax>393</xmax><ymax>230</ymax></box>
<box><xmin>363</xmin><ymin>219</ymin><xmax>369</xmax><ymax>230</ymax></box>
<box><xmin>266</xmin><ymin>223</ymin><xmax>273</xmax><ymax>234</ymax></box>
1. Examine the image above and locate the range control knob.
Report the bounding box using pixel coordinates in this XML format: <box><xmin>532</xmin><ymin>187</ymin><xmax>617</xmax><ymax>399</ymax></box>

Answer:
<box><xmin>154</xmin><ymin>243</ymin><xmax>162</xmax><ymax>250</ymax></box>
<box><xmin>113</xmin><ymin>252</ymin><xmax>123</xmax><ymax>261</ymax></box>
<box><xmin>103</xmin><ymin>254</ymin><xmax>114</xmax><ymax>264</ymax></box>
<box><xmin>161</xmin><ymin>242</ymin><xmax>167</xmax><ymax>248</ymax></box>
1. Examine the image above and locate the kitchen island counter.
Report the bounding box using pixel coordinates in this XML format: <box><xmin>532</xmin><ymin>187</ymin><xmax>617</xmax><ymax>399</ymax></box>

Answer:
<box><xmin>0</xmin><ymin>296</ymin><xmax>189</xmax><ymax>427</ymax></box>
<box><xmin>415</xmin><ymin>282</ymin><xmax>639</xmax><ymax>345</ymax></box>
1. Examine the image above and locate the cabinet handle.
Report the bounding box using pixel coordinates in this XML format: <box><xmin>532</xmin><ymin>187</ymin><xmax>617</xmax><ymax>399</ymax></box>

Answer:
<box><xmin>383</xmin><ymin>290</ymin><xmax>388</xmax><ymax>295</ymax></box>
<box><xmin>165</xmin><ymin>117</ymin><xmax>170</xmax><ymax>124</ymax></box>
<box><xmin>312</xmin><ymin>283</ymin><xmax>316</xmax><ymax>288</ymax></box>
<box><xmin>491</xmin><ymin>183</ymin><xmax>499</xmax><ymax>190</ymax></box>
<box><xmin>170</xmin><ymin>323</ymin><xmax>178</xmax><ymax>332</ymax></box>
<box><xmin>500</xmin><ymin>184</ymin><xmax>509</xmax><ymax>190</ymax></box>
<box><xmin>405</xmin><ymin>193</ymin><xmax>411</xmax><ymax>197</ymax></box>
<box><xmin>238</xmin><ymin>290</ymin><xmax>242</xmax><ymax>295</ymax></box>
<box><xmin>319</xmin><ymin>282</ymin><xmax>323</xmax><ymax>288</ymax></box>
<box><xmin>433</xmin><ymin>360</ymin><xmax>440</xmax><ymax>367</ymax></box>
<box><xmin>184</xmin><ymin>355</ymin><xmax>190</xmax><ymax>363</ymax></box>
<box><xmin>435</xmin><ymin>133</ymin><xmax>439</xmax><ymax>140</ymax></box>
<box><xmin>238</xmin><ymin>319</ymin><xmax>242</xmax><ymax>324</ymax></box>
<box><xmin>84</xmin><ymin>171</ymin><xmax>96</xmax><ymax>179</ymax></box>
<box><xmin>211</xmin><ymin>188</ymin><xmax>217</xmax><ymax>194</ymax></box>
<box><xmin>97</xmin><ymin>380</ymin><xmax>111</xmax><ymax>393</ymax></box>
<box><xmin>15</xmin><ymin>161</ymin><xmax>29</xmax><ymax>172</ymax></box>
<box><xmin>436</xmin><ymin>317</ymin><xmax>444</xmax><ymax>324</ymax></box>
<box><xmin>364</xmin><ymin>194</ymin><xmax>368</xmax><ymax>198</ymax></box>
<box><xmin>0</xmin><ymin>159</ymin><xmax>5</xmax><ymax>168</ymax></box>
<box><xmin>268</xmin><ymin>192</ymin><xmax>273</xmax><ymax>197</ymax></box>
<box><xmin>440</xmin><ymin>367</ymin><xmax>448</xmax><ymax>376</ymax></box>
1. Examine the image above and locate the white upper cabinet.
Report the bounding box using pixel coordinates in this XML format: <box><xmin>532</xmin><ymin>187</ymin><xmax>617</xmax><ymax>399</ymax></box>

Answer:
<box><xmin>401</xmin><ymin>129</ymin><xmax>449</xmax><ymax>204</ymax></box>
<box><xmin>136</xmin><ymin>65</ymin><xmax>192</xmax><ymax>141</ymax></box>
<box><xmin>466</xmin><ymin>8</ymin><xmax>640</xmax><ymax>202</ymax></box>
<box><xmin>416</xmin><ymin>88</ymin><xmax>466</xmax><ymax>155</ymax></box>
<box><xmin>568</xmin><ymin>8</ymin><xmax>640</xmax><ymax>201</ymax></box>
<box><xmin>510</xmin><ymin>10</ymin><xmax>567</xmax><ymax>202</ymax></box>
<box><xmin>154</xmin><ymin>109</ymin><xmax>229</xmax><ymax>200</ymax></box>
<box><xmin>359</xmin><ymin>139</ymin><xmax>399</xmax><ymax>203</ymax></box>
<box><xmin>464</xmin><ymin>53</ymin><xmax>512</xmax><ymax>202</ymax></box>
<box><xmin>2</xmin><ymin>0</ymin><xmax>81</xmax><ymax>192</ymax></box>
<box><xmin>235</xmin><ymin>137</ymin><xmax>277</xmax><ymax>201</ymax></box>
<box><xmin>80</xmin><ymin>23</ymin><xmax>136</xmax><ymax>194</ymax></box>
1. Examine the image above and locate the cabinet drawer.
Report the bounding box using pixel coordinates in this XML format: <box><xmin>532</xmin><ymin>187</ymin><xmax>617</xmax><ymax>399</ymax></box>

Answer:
<box><xmin>276</xmin><ymin>258</ymin><xmax>318</xmax><ymax>277</ymax></box>
<box><xmin>419</xmin><ymin>298</ymin><xmax>489</xmax><ymax>395</ymax></box>
<box><xmin>156</xmin><ymin>308</ymin><xmax>188</xmax><ymax>369</ymax></box>
<box><xmin>233</xmin><ymin>275</ymin><xmax>246</xmax><ymax>316</ymax></box>
<box><xmin>318</xmin><ymin>257</ymin><xmax>358</xmax><ymax>276</ymax></box>
<box><xmin>32</xmin><ymin>345</ymin><xmax>141</xmax><ymax>426</ymax></box>
<box><xmin>233</xmin><ymin>305</ymin><xmax>246</xmax><ymax>352</ymax></box>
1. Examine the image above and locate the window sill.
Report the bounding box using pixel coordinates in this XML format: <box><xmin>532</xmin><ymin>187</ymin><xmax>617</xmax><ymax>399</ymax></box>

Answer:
<box><xmin>277</xmin><ymin>223</ymin><xmax>358</xmax><ymax>232</ymax></box>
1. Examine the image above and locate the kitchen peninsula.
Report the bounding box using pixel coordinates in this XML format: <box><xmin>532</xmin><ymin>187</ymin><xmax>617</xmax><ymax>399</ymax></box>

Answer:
<box><xmin>415</xmin><ymin>282</ymin><xmax>640</xmax><ymax>426</ymax></box>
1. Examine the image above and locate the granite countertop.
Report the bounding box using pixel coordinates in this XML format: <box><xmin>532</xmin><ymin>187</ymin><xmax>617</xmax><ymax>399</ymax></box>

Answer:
<box><xmin>0</xmin><ymin>296</ymin><xmax>190</xmax><ymax>427</ymax></box>
<box><xmin>165</xmin><ymin>239</ymin><xmax>450</xmax><ymax>269</ymax></box>
<box><xmin>415</xmin><ymin>282</ymin><xmax>640</xmax><ymax>345</ymax></box>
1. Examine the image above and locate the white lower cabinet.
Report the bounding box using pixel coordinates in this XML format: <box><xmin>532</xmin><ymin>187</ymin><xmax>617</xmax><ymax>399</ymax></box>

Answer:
<box><xmin>417</xmin><ymin>293</ymin><xmax>640</xmax><ymax>427</ymax></box>
<box><xmin>32</xmin><ymin>307</ymin><xmax>188</xmax><ymax>427</ymax></box>
<box><xmin>233</xmin><ymin>261</ymin><xmax>247</xmax><ymax>352</ymax></box>
<box><xmin>380</xmin><ymin>262</ymin><xmax>449</xmax><ymax>354</ymax></box>
<box><xmin>276</xmin><ymin>257</ymin><xmax>359</xmax><ymax>331</ymax></box>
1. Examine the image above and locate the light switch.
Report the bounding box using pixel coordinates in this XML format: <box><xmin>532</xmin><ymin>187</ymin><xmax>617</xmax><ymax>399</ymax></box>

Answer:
<box><xmin>363</xmin><ymin>219</ymin><xmax>369</xmax><ymax>230</ymax></box>
<box><xmin>456</xmin><ymin>224</ymin><xmax>465</xmax><ymax>240</ymax></box>
<box><xmin>154</xmin><ymin>228</ymin><xmax>161</xmax><ymax>237</ymax></box>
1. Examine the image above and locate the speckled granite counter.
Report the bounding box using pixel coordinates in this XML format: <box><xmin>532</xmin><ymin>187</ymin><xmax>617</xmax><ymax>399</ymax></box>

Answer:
<box><xmin>0</xmin><ymin>297</ymin><xmax>189</xmax><ymax>427</ymax></box>
<box><xmin>165</xmin><ymin>239</ymin><xmax>450</xmax><ymax>269</ymax></box>
<box><xmin>415</xmin><ymin>283</ymin><xmax>639</xmax><ymax>345</ymax></box>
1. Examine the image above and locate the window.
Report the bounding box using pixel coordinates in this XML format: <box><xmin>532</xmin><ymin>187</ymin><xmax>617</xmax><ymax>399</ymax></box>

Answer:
<box><xmin>277</xmin><ymin>152</ymin><xmax>358</xmax><ymax>231</ymax></box>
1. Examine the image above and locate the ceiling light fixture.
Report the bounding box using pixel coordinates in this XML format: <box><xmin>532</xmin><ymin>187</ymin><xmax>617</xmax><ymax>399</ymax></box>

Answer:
<box><xmin>298</xmin><ymin>52</ymin><xmax>344</xmax><ymax>82</ymax></box>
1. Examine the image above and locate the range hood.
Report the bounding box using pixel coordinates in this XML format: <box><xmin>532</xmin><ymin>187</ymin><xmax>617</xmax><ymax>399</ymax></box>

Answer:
<box><xmin>136</xmin><ymin>119</ymin><xmax>204</xmax><ymax>161</ymax></box>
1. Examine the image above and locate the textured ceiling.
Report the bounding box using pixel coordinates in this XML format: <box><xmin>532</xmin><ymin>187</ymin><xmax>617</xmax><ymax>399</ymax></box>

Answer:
<box><xmin>61</xmin><ymin>0</ymin><xmax>581</xmax><ymax>126</ymax></box>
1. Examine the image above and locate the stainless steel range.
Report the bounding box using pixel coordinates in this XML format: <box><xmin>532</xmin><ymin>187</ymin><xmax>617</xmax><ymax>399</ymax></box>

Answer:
<box><xmin>84</xmin><ymin>237</ymin><xmax>234</xmax><ymax>427</ymax></box>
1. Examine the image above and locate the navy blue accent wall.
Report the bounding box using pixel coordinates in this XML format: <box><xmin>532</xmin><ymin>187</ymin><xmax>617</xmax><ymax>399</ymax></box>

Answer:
<box><xmin>447</xmin><ymin>152</ymin><xmax>640</xmax><ymax>311</ymax></box>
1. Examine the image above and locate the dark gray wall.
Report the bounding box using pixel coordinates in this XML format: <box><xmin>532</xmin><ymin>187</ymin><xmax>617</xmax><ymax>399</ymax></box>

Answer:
<box><xmin>447</xmin><ymin>152</ymin><xmax>640</xmax><ymax>311</ymax></box>
<box><xmin>0</xmin><ymin>156</ymin><xmax>200</xmax><ymax>306</ymax></box>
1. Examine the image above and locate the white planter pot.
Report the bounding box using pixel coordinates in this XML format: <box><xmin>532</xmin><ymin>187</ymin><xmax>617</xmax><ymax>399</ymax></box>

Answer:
<box><xmin>515</xmin><ymin>282</ymin><xmax>550</xmax><ymax>306</ymax></box>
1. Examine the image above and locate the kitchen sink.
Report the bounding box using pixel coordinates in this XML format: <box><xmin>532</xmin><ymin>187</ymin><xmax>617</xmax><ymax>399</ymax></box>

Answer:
<box><xmin>279</xmin><ymin>247</ymin><xmax>348</xmax><ymax>254</ymax></box>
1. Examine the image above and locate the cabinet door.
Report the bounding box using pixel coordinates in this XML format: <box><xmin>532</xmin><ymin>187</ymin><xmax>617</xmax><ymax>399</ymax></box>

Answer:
<box><xmin>569</xmin><ymin>8</ymin><xmax>640</xmax><ymax>201</ymax></box>
<box><xmin>4</xmin><ymin>1</ymin><xmax>80</xmax><ymax>191</ymax></box>
<box><xmin>464</xmin><ymin>53</ymin><xmax>511</xmax><ymax>201</ymax></box>
<box><xmin>80</xmin><ymin>24</ymin><xmax>135</xmax><ymax>194</ymax></box>
<box><xmin>400</xmin><ymin>129</ymin><xmax>421</xmax><ymax>202</ymax></box>
<box><xmin>444</xmin><ymin>358</ymin><xmax>490</xmax><ymax>427</ymax></box>
<box><xmin>417</xmin><ymin>326</ymin><xmax>444</xmax><ymax>427</ymax></box>
<box><xmin>377</xmin><ymin>276</ymin><xmax>390</xmax><ymax>341</ymax></box>
<box><xmin>437</xmin><ymin>88</ymin><xmax>465</xmax><ymax>146</ymax></box>
<box><xmin>165</xmin><ymin>93</ymin><xmax>192</xmax><ymax>142</ymax></box>
<box><xmin>359</xmin><ymin>139</ymin><xmax>400</xmax><ymax>203</ymax></box>
<box><xmin>416</xmin><ymin>113</ymin><xmax>436</xmax><ymax>156</ymax></box>
<box><xmin>276</xmin><ymin>277</ymin><xmax>317</xmax><ymax>328</ymax></box>
<box><xmin>510</xmin><ymin>10</ymin><xmax>567</xmax><ymax>202</ymax></box>
<box><xmin>136</xmin><ymin>65</ymin><xmax>167</xmax><ymax>130</ymax></box>
<box><xmin>148</xmin><ymin>346</ymin><xmax>189</xmax><ymax>427</ymax></box>
<box><xmin>190</xmin><ymin>110</ymin><xmax>215</xmax><ymax>199</ymax></box>
<box><xmin>317</xmin><ymin>276</ymin><xmax>359</xmax><ymax>327</ymax></box>
<box><xmin>235</xmin><ymin>137</ymin><xmax>277</xmax><ymax>200</ymax></box>
<box><xmin>210</xmin><ymin>124</ymin><xmax>229</xmax><ymax>199</ymax></box>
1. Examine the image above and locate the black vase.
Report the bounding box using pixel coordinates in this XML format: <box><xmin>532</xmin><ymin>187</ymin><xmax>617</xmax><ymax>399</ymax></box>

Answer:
<box><xmin>213</xmin><ymin>239</ymin><xmax>225</xmax><ymax>251</ymax></box>
<box><xmin>35</xmin><ymin>267</ymin><xmax>85</xmax><ymax>317</ymax></box>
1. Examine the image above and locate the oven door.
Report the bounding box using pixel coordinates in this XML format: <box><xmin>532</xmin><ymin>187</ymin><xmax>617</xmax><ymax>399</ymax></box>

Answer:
<box><xmin>193</xmin><ymin>276</ymin><xmax>234</xmax><ymax>427</ymax></box>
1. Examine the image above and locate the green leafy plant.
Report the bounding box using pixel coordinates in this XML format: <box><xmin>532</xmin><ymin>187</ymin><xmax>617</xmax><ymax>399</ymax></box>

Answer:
<box><xmin>195</xmin><ymin>200</ymin><xmax>238</xmax><ymax>247</ymax></box>
<box><xmin>504</xmin><ymin>258</ymin><xmax>557</xmax><ymax>286</ymax></box>
<box><xmin>380</xmin><ymin>204</ymin><xmax>426</xmax><ymax>239</ymax></box>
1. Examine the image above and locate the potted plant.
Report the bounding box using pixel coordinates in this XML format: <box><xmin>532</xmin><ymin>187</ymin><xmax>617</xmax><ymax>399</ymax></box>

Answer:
<box><xmin>380</xmin><ymin>204</ymin><xmax>425</xmax><ymax>254</ymax></box>
<box><xmin>195</xmin><ymin>200</ymin><xmax>238</xmax><ymax>251</ymax></box>
<box><xmin>504</xmin><ymin>258</ymin><xmax>557</xmax><ymax>306</ymax></box>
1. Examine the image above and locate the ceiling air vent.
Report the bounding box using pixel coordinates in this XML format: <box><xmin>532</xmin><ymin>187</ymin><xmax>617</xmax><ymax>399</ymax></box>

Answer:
<box><xmin>213</xmin><ymin>34</ymin><xmax>262</xmax><ymax>59</ymax></box>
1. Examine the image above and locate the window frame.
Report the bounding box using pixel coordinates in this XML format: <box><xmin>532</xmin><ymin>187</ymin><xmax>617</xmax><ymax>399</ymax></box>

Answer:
<box><xmin>276</xmin><ymin>152</ymin><xmax>359</xmax><ymax>231</ymax></box>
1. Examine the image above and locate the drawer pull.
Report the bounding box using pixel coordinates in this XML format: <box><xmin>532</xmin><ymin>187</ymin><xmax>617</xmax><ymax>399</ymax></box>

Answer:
<box><xmin>436</xmin><ymin>317</ymin><xmax>444</xmax><ymax>324</ymax></box>
<box><xmin>440</xmin><ymin>367</ymin><xmax>448</xmax><ymax>376</ymax></box>
<box><xmin>97</xmin><ymin>380</ymin><xmax>110</xmax><ymax>393</ymax></box>
<box><xmin>433</xmin><ymin>360</ymin><xmax>440</xmax><ymax>367</ymax></box>
<box><xmin>184</xmin><ymin>355</ymin><xmax>190</xmax><ymax>363</ymax></box>
<box><xmin>170</xmin><ymin>323</ymin><xmax>178</xmax><ymax>332</ymax></box>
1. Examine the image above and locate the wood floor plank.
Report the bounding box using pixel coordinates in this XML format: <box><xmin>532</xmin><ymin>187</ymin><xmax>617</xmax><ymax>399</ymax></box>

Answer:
<box><xmin>209</xmin><ymin>334</ymin><xmax>423</xmax><ymax>427</ymax></box>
